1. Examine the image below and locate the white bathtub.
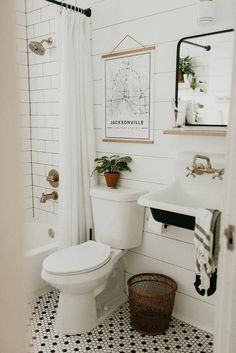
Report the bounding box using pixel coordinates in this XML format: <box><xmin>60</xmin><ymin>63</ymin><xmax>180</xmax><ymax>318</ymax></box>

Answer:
<box><xmin>25</xmin><ymin>222</ymin><xmax>58</xmax><ymax>297</ymax></box>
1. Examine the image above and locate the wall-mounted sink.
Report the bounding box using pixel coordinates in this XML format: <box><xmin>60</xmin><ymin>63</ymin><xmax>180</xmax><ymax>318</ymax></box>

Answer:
<box><xmin>138</xmin><ymin>153</ymin><xmax>224</xmax><ymax>230</ymax></box>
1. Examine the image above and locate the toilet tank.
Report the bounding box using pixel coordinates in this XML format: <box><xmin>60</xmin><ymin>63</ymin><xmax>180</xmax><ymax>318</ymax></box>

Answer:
<box><xmin>90</xmin><ymin>186</ymin><xmax>145</xmax><ymax>249</ymax></box>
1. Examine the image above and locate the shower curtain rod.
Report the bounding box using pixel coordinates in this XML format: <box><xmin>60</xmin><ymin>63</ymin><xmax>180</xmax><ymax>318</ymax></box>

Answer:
<box><xmin>45</xmin><ymin>0</ymin><xmax>91</xmax><ymax>17</ymax></box>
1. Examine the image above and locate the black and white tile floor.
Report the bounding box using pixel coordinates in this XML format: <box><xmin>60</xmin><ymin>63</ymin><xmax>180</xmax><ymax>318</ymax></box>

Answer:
<box><xmin>28</xmin><ymin>289</ymin><xmax>213</xmax><ymax>353</ymax></box>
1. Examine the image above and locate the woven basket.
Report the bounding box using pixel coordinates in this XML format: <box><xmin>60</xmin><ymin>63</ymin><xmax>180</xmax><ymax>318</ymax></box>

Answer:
<box><xmin>128</xmin><ymin>273</ymin><xmax>177</xmax><ymax>335</ymax></box>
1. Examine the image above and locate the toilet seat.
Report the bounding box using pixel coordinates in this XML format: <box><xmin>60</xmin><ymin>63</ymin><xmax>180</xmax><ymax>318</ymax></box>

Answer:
<box><xmin>42</xmin><ymin>241</ymin><xmax>111</xmax><ymax>276</ymax></box>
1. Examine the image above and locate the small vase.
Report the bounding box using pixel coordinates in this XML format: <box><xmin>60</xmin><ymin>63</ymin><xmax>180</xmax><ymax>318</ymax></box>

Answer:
<box><xmin>104</xmin><ymin>172</ymin><xmax>120</xmax><ymax>188</ymax></box>
<box><xmin>186</xmin><ymin>102</ymin><xmax>195</xmax><ymax>124</ymax></box>
<box><xmin>183</xmin><ymin>74</ymin><xmax>189</xmax><ymax>83</ymax></box>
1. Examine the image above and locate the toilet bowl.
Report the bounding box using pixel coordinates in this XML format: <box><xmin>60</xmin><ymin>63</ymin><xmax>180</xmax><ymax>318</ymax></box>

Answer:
<box><xmin>41</xmin><ymin>241</ymin><xmax>124</xmax><ymax>334</ymax></box>
<box><xmin>41</xmin><ymin>186</ymin><xmax>145</xmax><ymax>334</ymax></box>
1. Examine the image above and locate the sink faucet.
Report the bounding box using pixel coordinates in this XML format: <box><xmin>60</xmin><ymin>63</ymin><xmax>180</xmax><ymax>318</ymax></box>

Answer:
<box><xmin>186</xmin><ymin>154</ymin><xmax>224</xmax><ymax>180</ymax></box>
<box><xmin>40</xmin><ymin>191</ymin><xmax>58</xmax><ymax>203</ymax></box>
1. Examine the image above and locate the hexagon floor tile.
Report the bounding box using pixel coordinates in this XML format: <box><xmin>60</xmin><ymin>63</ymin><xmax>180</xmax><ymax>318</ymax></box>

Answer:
<box><xmin>27</xmin><ymin>289</ymin><xmax>213</xmax><ymax>353</ymax></box>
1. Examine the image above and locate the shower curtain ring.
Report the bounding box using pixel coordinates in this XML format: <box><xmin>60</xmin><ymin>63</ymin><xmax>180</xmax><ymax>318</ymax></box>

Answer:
<box><xmin>75</xmin><ymin>0</ymin><xmax>78</xmax><ymax>12</ymax></box>
<box><xmin>59</xmin><ymin>0</ymin><xmax>65</xmax><ymax>14</ymax></box>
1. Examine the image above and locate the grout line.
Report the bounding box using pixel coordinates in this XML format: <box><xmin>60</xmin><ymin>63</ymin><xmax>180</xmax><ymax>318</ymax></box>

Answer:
<box><xmin>26</xmin><ymin>17</ymin><xmax>54</xmax><ymax>28</ymax></box>
<box><xmin>26</xmin><ymin>5</ymin><xmax>50</xmax><ymax>15</ymax></box>
<box><xmin>96</xmin><ymin>150</ymin><xmax>174</xmax><ymax>160</ymax></box>
<box><xmin>93</xmin><ymin>100</ymin><xmax>172</xmax><ymax>106</ymax></box>
<box><xmin>98</xmin><ymin>175</ymin><xmax>168</xmax><ymax>187</ymax></box>
<box><xmin>144</xmin><ymin>230</ymin><xmax>194</xmax><ymax>245</ymax></box>
<box><xmin>28</xmin><ymin>59</ymin><xmax>57</xmax><ymax>66</ymax></box>
<box><xmin>92</xmin><ymin>3</ymin><xmax>196</xmax><ymax>31</ymax></box>
<box><xmin>92</xmin><ymin>0</ymin><xmax>106</xmax><ymax>4</ymax></box>
<box><xmin>25</xmin><ymin>6</ymin><xmax>35</xmax><ymax>217</ymax></box>
<box><xmin>91</xmin><ymin>39</ymin><xmax>178</xmax><ymax>58</ymax></box>
<box><xmin>128</xmin><ymin>250</ymin><xmax>194</xmax><ymax>272</ymax></box>
<box><xmin>125</xmin><ymin>271</ymin><xmax>215</xmax><ymax>306</ymax></box>
<box><xmin>28</xmin><ymin>88</ymin><xmax>59</xmax><ymax>92</ymax></box>
<box><xmin>176</xmin><ymin>290</ymin><xmax>215</xmax><ymax>306</ymax></box>
<box><xmin>33</xmin><ymin>207</ymin><xmax>58</xmax><ymax>215</ymax></box>
<box><xmin>119</xmin><ymin>176</ymin><xmax>168</xmax><ymax>186</ymax></box>
<box><xmin>94</xmin><ymin>127</ymin><xmax>171</xmax><ymax>132</ymax></box>
<box><xmin>30</xmin><ymin>114</ymin><xmax>58</xmax><ymax>117</ymax></box>
<box><xmin>92</xmin><ymin>70</ymin><xmax>175</xmax><ymax>82</ymax></box>
<box><xmin>28</xmin><ymin>73</ymin><xmax>59</xmax><ymax>79</ymax></box>
<box><xmin>31</xmin><ymin>151</ymin><xmax>59</xmax><ymax>155</ymax></box>
<box><xmin>30</xmin><ymin>101</ymin><xmax>60</xmax><ymax>104</ymax></box>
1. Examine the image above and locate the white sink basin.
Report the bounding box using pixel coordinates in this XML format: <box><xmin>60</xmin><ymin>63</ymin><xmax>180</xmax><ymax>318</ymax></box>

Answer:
<box><xmin>138</xmin><ymin>152</ymin><xmax>224</xmax><ymax>224</ymax></box>
<box><xmin>138</xmin><ymin>181</ymin><xmax>221</xmax><ymax>218</ymax></box>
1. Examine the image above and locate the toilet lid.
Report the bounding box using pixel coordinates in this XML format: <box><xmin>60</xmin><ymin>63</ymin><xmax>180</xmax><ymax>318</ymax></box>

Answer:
<box><xmin>42</xmin><ymin>241</ymin><xmax>111</xmax><ymax>275</ymax></box>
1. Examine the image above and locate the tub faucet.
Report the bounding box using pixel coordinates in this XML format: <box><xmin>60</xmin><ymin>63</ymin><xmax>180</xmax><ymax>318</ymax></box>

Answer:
<box><xmin>40</xmin><ymin>191</ymin><xmax>58</xmax><ymax>203</ymax></box>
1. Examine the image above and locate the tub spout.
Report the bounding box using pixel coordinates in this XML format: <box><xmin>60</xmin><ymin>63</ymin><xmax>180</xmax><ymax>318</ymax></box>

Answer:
<box><xmin>40</xmin><ymin>191</ymin><xmax>58</xmax><ymax>203</ymax></box>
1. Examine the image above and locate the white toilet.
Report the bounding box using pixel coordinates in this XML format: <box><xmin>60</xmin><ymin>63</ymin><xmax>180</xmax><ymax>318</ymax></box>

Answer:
<box><xmin>41</xmin><ymin>185</ymin><xmax>145</xmax><ymax>335</ymax></box>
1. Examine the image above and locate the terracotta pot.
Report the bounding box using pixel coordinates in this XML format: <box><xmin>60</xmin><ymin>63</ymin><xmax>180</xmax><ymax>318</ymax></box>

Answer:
<box><xmin>104</xmin><ymin>172</ymin><xmax>120</xmax><ymax>188</ymax></box>
<box><xmin>178</xmin><ymin>71</ymin><xmax>184</xmax><ymax>83</ymax></box>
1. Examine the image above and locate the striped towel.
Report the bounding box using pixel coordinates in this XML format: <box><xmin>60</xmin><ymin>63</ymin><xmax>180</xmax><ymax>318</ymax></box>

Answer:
<box><xmin>194</xmin><ymin>209</ymin><xmax>221</xmax><ymax>294</ymax></box>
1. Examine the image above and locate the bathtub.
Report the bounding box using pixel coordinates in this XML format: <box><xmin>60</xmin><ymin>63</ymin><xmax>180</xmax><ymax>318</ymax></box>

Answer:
<box><xmin>25</xmin><ymin>222</ymin><xmax>58</xmax><ymax>297</ymax></box>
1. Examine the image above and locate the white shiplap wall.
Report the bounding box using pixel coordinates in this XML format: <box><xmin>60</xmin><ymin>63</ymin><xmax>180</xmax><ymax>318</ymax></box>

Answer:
<box><xmin>91</xmin><ymin>0</ymin><xmax>235</xmax><ymax>332</ymax></box>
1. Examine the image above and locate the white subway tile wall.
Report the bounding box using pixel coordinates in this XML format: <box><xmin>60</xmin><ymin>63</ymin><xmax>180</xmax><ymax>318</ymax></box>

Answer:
<box><xmin>26</xmin><ymin>0</ymin><xmax>59</xmax><ymax>223</ymax></box>
<box><xmin>25</xmin><ymin>0</ymin><xmax>92</xmax><ymax>223</ymax></box>
<box><xmin>16</xmin><ymin>0</ymin><xmax>33</xmax><ymax>218</ymax></box>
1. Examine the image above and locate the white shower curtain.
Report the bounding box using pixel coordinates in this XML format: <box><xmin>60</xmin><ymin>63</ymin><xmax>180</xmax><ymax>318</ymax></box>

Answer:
<box><xmin>57</xmin><ymin>9</ymin><xmax>96</xmax><ymax>248</ymax></box>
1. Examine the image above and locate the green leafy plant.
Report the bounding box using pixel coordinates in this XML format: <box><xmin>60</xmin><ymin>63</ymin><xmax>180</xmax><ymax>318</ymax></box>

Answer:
<box><xmin>192</xmin><ymin>102</ymin><xmax>205</xmax><ymax>123</ymax></box>
<box><xmin>190</xmin><ymin>75</ymin><xmax>197</xmax><ymax>90</ymax></box>
<box><xmin>190</xmin><ymin>77</ymin><xmax>206</xmax><ymax>92</ymax></box>
<box><xmin>196</xmin><ymin>102</ymin><xmax>204</xmax><ymax>109</ymax></box>
<box><xmin>93</xmin><ymin>155</ymin><xmax>132</xmax><ymax>174</ymax></box>
<box><xmin>179</xmin><ymin>56</ymin><xmax>195</xmax><ymax>76</ymax></box>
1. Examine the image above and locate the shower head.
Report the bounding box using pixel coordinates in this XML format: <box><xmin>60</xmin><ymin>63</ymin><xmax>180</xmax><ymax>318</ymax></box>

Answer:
<box><xmin>28</xmin><ymin>37</ymin><xmax>53</xmax><ymax>56</ymax></box>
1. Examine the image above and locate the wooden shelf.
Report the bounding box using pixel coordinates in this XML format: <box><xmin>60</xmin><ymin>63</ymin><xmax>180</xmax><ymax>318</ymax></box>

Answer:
<box><xmin>102</xmin><ymin>138</ymin><xmax>154</xmax><ymax>144</ymax></box>
<box><xmin>163</xmin><ymin>129</ymin><xmax>226</xmax><ymax>137</ymax></box>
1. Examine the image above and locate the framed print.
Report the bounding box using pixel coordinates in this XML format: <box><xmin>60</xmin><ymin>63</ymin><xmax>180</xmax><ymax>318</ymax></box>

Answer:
<box><xmin>102</xmin><ymin>46</ymin><xmax>155</xmax><ymax>143</ymax></box>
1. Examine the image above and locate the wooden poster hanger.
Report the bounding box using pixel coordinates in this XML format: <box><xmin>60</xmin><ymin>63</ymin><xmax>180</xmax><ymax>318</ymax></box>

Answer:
<box><xmin>102</xmin><ymin>34</ymin><xmax>155</xmax><ymax>59</ymax></box>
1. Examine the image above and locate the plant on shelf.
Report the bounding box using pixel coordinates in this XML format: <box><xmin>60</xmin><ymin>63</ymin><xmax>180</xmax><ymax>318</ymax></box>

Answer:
<box><xmin>178</xmin><ymin>56</ymin><xmax>195</xmax><ymax>82</ymax></box>
<box><xmin>190</xmin><ymin>77</ymin><xmax>207</xmax><ymax>93</ymax></box>
<box><xmin>186</xmin><ymin>101</ymin><xmax>205</xmax><ymax>124</ymax></box>
<box><xmin>194</xmin><ymin>102</ymin><xmax>205</xmax><ymax>122</ymax></box>
<box><xmin>93</xmin><ymin>155</ymin><xmax>132</xmax><ymax>188</ymax></box>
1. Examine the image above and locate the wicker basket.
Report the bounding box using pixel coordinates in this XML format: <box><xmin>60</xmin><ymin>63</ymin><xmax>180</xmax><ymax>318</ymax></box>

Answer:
<box><xmin>127</xmin><ymin>273</ymin><xmax>177</xmax><ymax>335</ymax></box>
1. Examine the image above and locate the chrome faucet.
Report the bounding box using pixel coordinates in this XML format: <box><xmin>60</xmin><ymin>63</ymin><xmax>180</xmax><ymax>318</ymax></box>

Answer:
<box><xmin>40</xmin><ymin>191</ymin><xmax>58</xmax><ymax>203</ymax></box>
<box><xmin>186</xmin><ymin>154</ymin><xmax>224</xmax><ymax>180</ymax></box>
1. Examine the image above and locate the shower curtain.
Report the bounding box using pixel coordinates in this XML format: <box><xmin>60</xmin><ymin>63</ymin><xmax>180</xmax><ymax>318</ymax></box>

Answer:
<box><xmin>57</xmin><ymin>9</ymin><xmax>96</xmax><ymax>248</ymax></box>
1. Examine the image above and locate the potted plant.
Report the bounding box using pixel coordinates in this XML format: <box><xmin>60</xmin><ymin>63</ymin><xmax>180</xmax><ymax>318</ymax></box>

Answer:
<box><xmin>93</xmin><ymin>155</ymin><xmax>132</xmax><ymax>188</ymax></box>
<box><xmin>178</xmin><ymin>56</ymin><xmax>195</xmax><ymax>82</ymax></box>
<box><xmin>186</xmin><ymin>101</ymin><xmax>204</xmax><ymax>124</ymax></box>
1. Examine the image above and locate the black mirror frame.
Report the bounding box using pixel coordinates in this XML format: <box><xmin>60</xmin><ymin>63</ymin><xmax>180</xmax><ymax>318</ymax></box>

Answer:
<box><xmin>175</xmin><ymin>28</ymin><xmax>234</xmax><ymax>127</ymax></box>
